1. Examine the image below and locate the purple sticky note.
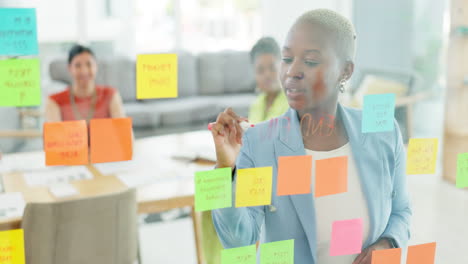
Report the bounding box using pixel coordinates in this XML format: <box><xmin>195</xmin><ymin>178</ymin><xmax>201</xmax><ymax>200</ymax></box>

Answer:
<box><xmin>329</xmin><ymin>218</ymin><xmax>363</xmax><ymax>256</ymax></box>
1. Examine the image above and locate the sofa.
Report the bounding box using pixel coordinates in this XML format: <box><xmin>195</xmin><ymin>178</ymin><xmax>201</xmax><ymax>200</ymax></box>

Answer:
<box><xmin>48</xmin><ymin>51</ymin><xmax>257</xmax><ymax>129</ymax></box>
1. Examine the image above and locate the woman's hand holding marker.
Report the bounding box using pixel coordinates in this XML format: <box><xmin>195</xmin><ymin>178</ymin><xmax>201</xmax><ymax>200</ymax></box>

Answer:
<box><xmin>208</xmin><ymin>108</ymin><xmax>254</xmax><ymax>170</ymax></box>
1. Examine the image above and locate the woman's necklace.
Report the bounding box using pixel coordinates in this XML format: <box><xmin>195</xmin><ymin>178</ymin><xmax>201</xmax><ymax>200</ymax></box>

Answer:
<box><xmin>69</xmin><ymin>86</ymin><xmax>97</xmax><ymax>122</ymax></box>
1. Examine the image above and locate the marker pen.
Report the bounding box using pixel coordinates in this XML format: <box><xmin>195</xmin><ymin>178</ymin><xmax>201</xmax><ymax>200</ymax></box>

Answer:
<box><xmin>208</xmin><ymin>121</ymin><xmax>254</xmax><ymax>132</ymax></box>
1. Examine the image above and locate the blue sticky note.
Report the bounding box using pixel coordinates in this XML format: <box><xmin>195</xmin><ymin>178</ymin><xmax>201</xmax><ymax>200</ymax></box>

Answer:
<box><xmin>0</xmin><ymin>8</ymin><xmax>38</xmax><ymax>56</ymax></box>
<box><xmin>362</xmin><ymin>93</ymin><xmax>396</xmax><ymax>133</ymax></box>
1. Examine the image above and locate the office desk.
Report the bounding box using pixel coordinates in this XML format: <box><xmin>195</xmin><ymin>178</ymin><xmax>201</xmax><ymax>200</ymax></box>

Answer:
<box><xmin>0</xmin><ymin>130</ymin><xmax>216</xmax><ymax>264</ymax></box>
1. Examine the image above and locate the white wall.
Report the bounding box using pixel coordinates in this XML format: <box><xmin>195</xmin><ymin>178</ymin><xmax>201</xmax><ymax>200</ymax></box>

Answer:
<box><xmin>260</xmin><ymin>0</ymin><xmax>353</xmax><ymax>46</ymax></box>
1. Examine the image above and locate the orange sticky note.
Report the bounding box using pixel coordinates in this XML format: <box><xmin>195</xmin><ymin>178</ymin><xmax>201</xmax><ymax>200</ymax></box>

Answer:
<box><xmin>277</xmin><ymin>155</ymin><xmax>312</xmax><ymax>195</ymax></box>
<box><xmin>235</xmin><ymin>167</ymin><xmax>272</xmax><ymax>207</ymax></box>
<box><xmin>406</xmin><ymin>242</ymin><xmax>436</xmax><ymax>264</ymax></box>
<box><xmin>89</xmin><ymin>118</ymin><xmax>133</xmax><ymax>163</ymax></box>
<box><xmin>315</xmin><ymin>156</ymin><xmax>347</xmax><ymax>197</ymax></box>
<box><xmin>43</xmin><ymin>120</ymin><xmax>88</xmax><ymax>166</ymax></box>
<box><xmin>371</xmin><ymin>248</ymin><xmax>401</xmax><ymax>264</ymax></box>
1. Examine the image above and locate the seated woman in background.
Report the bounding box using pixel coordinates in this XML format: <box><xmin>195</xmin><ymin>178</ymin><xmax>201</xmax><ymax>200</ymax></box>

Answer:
<box><xmin>248</xmin><ymin>37</ymin><xmax>289</xmax><ymax>124</ymax></box>
<box><xmin>45</xmin><ymin>44</ymin><xmax>125</xmax><ymax>122</ymax></box>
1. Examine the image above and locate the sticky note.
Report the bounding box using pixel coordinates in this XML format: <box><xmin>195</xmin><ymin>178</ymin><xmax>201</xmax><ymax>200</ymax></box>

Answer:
<box><xmin>136</xmin><ymin>53</ymin><xmax>178</xmax><ymax>99</ymax></box>
<box><xmin>221</xmin><ymin>244</ymin><xmax>256</xmax><ymax>264</ymax></box>
<box><xmin>195</xmin><ymin>168</ymin><xmax>232</xmax><ymax>211</ymax></box>
<box><xmin>277</xmin><ymin>156</ymin><xmax>312</xmax><ymax>196</ymax></box>
<box><xmin>43</xmin><ymin>120</ymin><xmax>88</xmax><ymax>166</ymax></box>
<box><xmin>406</xmin><ymin>138</ymin><xmax>438</xmax><ymax>175</ymax></box>
<box><xmin>456</xmin><ymin>153</ymin><xmax>468</xmax><ymax>188</ymax></box>
<box><xmin>0</xmin><ymin>58</ymin><xmax>41</xmax><ymax>106</ymax></box>
<box><xmin>371</xmin><ymin>248</ymin><xmax>401</xmax><ymax>264</ymax></box>
<box><xmin>330</xmin><ymin>218</ymin><xmax>363</xmax><ymax>256</ymax></box>
<box><xmin>0</xmin><ymin>229</ymin><xmax>26</xmax><ymax>264</ymax></box>
<box><xmin>406</xmin><ymin>242</ymin><xmax>436</xmax><ymax>264</ymax></box>
<box><xmin>315</xmin><ymin>156</ymin><xmax>348</xmax><ymax>197</ymax></box>
<box><xmin>89</xmin><ymin>118</ymin><xmax>133</xmax><ymax>163</ymax></box>
<box><xmin>0</xmin><ymin>8</ymin><xmax>38</xmax><ymax>55</ymax></box>
<box><xmin>235</xmin><ymin>167</ymin><xmax>272</xmax><ymax>207</ymax></box>
<box><xmin>362</xmin><ymin>93</ymin><xmax>395</xmax><ymax>133</ymax></box>
<box><xmin>260</xmin><ymin>239</ymin><xmax>294</xmax><ymax>264</ymax></box>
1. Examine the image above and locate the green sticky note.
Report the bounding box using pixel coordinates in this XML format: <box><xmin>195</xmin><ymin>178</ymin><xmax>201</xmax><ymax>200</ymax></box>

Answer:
<box><xmin>456</xmin><ymin>153</ymin><xmax>468</xmax><ymax>188</ymax></box>
<box><xmin>260</xmin><ymin>239</ymin><xmax>294</xmax><ymax>264</ymax></box>
<box><xmin>362</xmin><ymin>93</ymin><xmax>396</xmax><ymax>133</ymax></box>
<box><xmin>0</xmin><ymin>8</ymin><xmax>38</xmax><ymax>55</ymax></box>
<box><xmin>0</xmin><ymin>58</ymin><xmax>41</xmax><ymax>106</ymax></box>
<box><xmin>221</xmin><ymin>244</ymin><xmax>256</xmax><ymax>264</ymax></box>
<box><xmin>195</xmin><ymin>167</ymin><xmax>232</xmax><ymax>212</ymax></box>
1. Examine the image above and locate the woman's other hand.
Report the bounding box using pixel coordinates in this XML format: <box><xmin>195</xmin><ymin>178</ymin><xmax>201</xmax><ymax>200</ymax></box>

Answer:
<box><xmin>211</xmin><ymin>108</ymin><xmax>248</xmax><ymax>170</ymax></box>
<box><xmin>352</xmin><ymin>238</ymin><xmax>393</xmax><ymax>264</ymax></box>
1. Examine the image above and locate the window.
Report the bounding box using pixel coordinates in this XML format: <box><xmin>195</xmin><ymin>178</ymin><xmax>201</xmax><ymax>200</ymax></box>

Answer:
<box><xmin>135</xmin><ymin>0</ymin><xmax>262</xmax><ymax>53</ymax></box>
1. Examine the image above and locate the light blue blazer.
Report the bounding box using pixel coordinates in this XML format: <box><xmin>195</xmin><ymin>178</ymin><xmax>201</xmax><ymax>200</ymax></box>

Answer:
<box><xmin>212</xmin><ymin>104</ymin><xmax>412</xmax><ymax>264</ymax></box>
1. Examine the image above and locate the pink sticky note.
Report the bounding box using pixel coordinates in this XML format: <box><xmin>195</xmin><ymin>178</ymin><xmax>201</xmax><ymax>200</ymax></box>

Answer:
<box><xmin>330</xmin><ymin>218</ymin><xmax>363</xmax><ymax>256</ymax></box>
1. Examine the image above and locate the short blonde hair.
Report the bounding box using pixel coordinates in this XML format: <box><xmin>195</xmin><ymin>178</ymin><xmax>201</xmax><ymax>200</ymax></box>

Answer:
<box><xmin>295</xmin><ymin>9</ymin><xmax>356</xmax><ymax>62</ymax></box>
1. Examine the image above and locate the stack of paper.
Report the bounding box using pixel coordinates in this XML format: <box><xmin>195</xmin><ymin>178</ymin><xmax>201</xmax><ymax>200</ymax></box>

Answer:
<box><xmin>0</xmin><ymin>192</ymin><xmax>26</xmax><ymax>219</ymax></box>
<box><xmin>22</xmin><ymin>166</ymin><xmax>93</xmax><ymax>187</ymax></box>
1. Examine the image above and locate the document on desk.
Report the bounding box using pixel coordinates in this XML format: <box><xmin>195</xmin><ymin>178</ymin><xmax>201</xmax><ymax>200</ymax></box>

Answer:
<box><xmin>22</xmin><ymin>166</ymin><xmax>93</xmax><ymax>187</ymax></box>
<box><xmin>0</xmin><ymin>151</ymin><xmax>46</xmax><ymax>174</ymax></box>
<box><xmin>49</xmin><ymin>183</ymin><xmax>79</xmax><ymax>198</ymax></box>
<box><xmin>0</xmin><ymin>192</ymin><xmax>25</xmax><ymax>219</ymax></box>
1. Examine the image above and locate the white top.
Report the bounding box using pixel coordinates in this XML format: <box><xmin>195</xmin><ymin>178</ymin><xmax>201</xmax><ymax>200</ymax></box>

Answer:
<box><xmin>306</xmin><ymin>143</ymin><xmax>370</xmax><ymax>263</ymax></box>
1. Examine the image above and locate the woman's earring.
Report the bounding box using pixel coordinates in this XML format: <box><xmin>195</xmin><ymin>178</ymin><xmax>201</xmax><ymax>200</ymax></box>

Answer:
<box><xmin>339</xmin><ymin>77</ymin><xmax>347</xmax><ymax>93</ymax></box>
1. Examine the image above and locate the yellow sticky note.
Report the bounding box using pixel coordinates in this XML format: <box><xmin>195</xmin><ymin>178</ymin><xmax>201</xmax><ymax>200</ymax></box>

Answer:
<box><xmin>136</xmin><ymin>53</ymin><xmax>178</xmax><ymax>99</ymax></box>
<box><xmin>407</xmin><ymin>138</ymin><xmax>438</xmax><ymax>175</ymax></box>
<box><xmin>0</xmin><ymin>229</ymin><xmax>25</xmax><ymax>264</ymax></box>
<box><xmin>235</xmin><ymin>167</ymin><xmax>272</xmax><ymax>207</ymax></box>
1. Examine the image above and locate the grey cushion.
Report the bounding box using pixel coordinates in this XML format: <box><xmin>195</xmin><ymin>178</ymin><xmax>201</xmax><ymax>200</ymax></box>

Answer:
<box><xmin>197</xmin><ymin>53</ymin><xmax>225</xmax><ymax>95</ymax></box>
<box><xmin>207</xmin><ymin>94</ymin><xmax>257</xmax><ymax>118</ymax></box>
<box><xmin>197</xmin><ymin>51</ymin><xmax>255</xmax><ymax>96</ymax></box>
<box><xmin>124</xmin><ymin>102</ymin><xmax>161</xmax><ymax>128</ymax></box>
<box><xmin>223</xmin><ymin>51</ymin><xmax>255</xmax><ymax>94</ymax></box>
<box><xmin>22</xmin><ymin>189</ymin><xmax>137</xmax><ymax>264</ymax></box>
<box><xmin>145</xmin><ymin>97</ymin><xmax>219</xmax><ymax>127</ymax></box>
<box><xmin>177</xmin><ymin>52</ymin><xmax>199</xmax><ymax>97</ymax></box>
<box><xmin>104</xmin><ymin>57</ymin><xmax>136</xmax><ymax>103</ymax></box>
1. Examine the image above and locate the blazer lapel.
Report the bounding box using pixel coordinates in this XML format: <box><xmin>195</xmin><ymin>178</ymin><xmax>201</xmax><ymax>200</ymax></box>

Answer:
<box><xmin>337</xmin><ymin>104</ymin><xmax>383</xmax><ymax>248</ymax></box>
<box><xmin>273</xmin><ymin>109</ymin><xmax>317</xmax><ymax>262</ymax></box>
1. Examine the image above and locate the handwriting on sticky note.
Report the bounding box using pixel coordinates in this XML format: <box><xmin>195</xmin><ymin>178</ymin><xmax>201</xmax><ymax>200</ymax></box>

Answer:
<box><xmin>221</xmin><ymin>244</ymin><xmax>256</xmax><ymax>264</ymax></box>
<box><xmin>406</xmin><ymin>242</ymin><xmax>436</xmax><ymax>264</ymax></box>
<box><xmin>330</xmin><ymin>218</ymin><xmax>363</xmax><ymax>256</ymax></box>
<box><xmin>362</xmin><ymin>93</ymin><xmax>395</xmax><ymax>133</ymax></box>
<box><xmin>0</xmin><ymin>8</ymin><xmax>38</xmax><ymax>55</ymax></box>
<box><xmin>315</xmin><ymin>156</ymin><xmax>348</xmax><ymax>197</ymax></box>
<box><xmin>0</xmin><ymin>58</ymin><xmax>41</xmax><ymax>106</ymax></box>
<box><xmin>0</xmin><ymin>229</ymin><xmax>25</xmax><ymax>264</ymax></box>
<box><xmin>43</xmin><ymin>121</ymin><xmax>88</xmax><ymax>166</ymax></box>
<box><xmin>277</xmin><ymin>156</ymin><xmax>312</xmax><ymax>196</ymax></box>
<box><xmin>195</xmin><ymin>168</ymin><xmax>232</xmax><ymax>211</ymax></box>
<box><xmin>235</xmin><ymin>167</ymin><xmax>272</xmax><ymax>207</ymax></box>
<box><xmin>371</xmin><ymin>248</ymin><xmax>401</xmax><ymax>264</ymax></box>
<box><xmin>260</xmin><ymin>239</ymin><xmax>294</xmax><ymax>264</ymax></box>
<box><xmin>456</xmin><ymin>153</ymin><xmax>468</xmax><ymax>188</ymax></box>
<box><xmin>406</xmin><ymin>138</ymin><xmax>438</xmax><ymax>175</ymax></box>
<box><xmin>90</xmin><ymin>118</ymin><xmax>133</xmax><ymax>163</ymax></box>
<box><xmin>136</xmin><ymin>53</ymin><xmax>178</xmax><ymax>99</ymax></box>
